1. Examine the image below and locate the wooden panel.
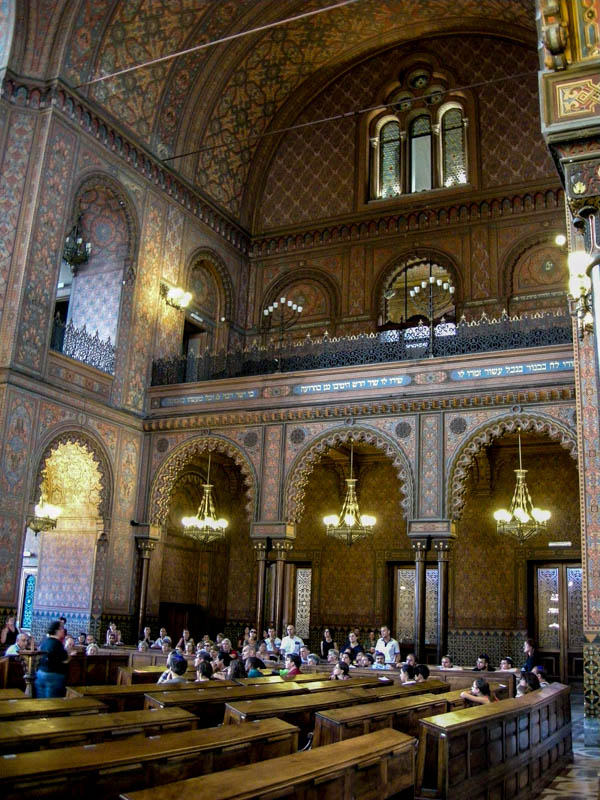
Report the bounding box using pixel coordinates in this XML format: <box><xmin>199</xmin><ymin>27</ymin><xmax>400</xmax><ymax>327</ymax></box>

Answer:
<box><xmin>0</xmin><ymin>707</ymin><xmax>197</xmax><ymax>753</ymax></box>
<box><xmin>120</xmin><ymin>728</ymin><xmax>416</xmax><ymax>800</ymax></box>
<box><xmin>65</xmin><ymin>680</ymin><xmax>237</xmax><ymax>711</ymax></box>
<box><xmin>0</xmin><ymin>697</ymin><xmax>107</xmax><ymax>721</ymax></box>
<box><xmin>1</xmin><ymin>718</ymin><xmax>299</xmax><ymax>800</ymax></box>
<box><xmin>415</xmin><ymin>684</ymin><xmax>572</xmax><ymax>800</ymax></box>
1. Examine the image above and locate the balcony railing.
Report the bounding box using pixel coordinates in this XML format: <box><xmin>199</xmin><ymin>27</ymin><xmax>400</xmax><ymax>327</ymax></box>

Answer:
<box><xmin>152</xmin><ymin>310</ymin><xmax>573</xmax><ymax>387</ymax></box>
<box><xmin>50</xmin><ymin>316</ymin><xmax>116</xmax><ymax>375</ymax></box>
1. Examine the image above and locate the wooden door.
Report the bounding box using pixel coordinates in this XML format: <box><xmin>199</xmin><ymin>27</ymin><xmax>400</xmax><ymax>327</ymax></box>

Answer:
<box><xmin>533</xmin><ymin>563</ymin><xmax>583</xmax><ymax>684</ymax></box>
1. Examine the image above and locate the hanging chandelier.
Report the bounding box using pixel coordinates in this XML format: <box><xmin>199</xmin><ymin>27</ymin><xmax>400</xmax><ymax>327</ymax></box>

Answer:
<box><xmin>63</xmin><ymin>213</ymin><xmax>92</xmax><ymax>274</ymax></box>
<box><xmin>28</xmin><ymin>494</ymin><xmax>62</xmax><ymax>534</ymax></box>
<box><xmin>493</xmin><ymin>430</ymin><xmax>550</xmax><ymax>545</ymax></box>
<box><xmin>323</xmin><ymin>442</ymin><xmax>376</xmax><ymax>545</ymax></box>
<box><xmin>181</xmin><ymin>453</ymin><xmax>228</xmax><ymax>544</ymax></box>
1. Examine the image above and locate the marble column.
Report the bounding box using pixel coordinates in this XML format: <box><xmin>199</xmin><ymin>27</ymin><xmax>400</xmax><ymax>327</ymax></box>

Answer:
<box><xmin>136</xmin><ymin>538</ymin><xmax>156</xmax><ymax>637</ymax></box>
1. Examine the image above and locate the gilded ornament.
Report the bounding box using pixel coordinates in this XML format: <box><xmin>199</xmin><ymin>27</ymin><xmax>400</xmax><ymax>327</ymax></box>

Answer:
<box><xmin>572</xmin><ymin>181</ymin><xmax>587</xmax><ymax>195</ymax></box>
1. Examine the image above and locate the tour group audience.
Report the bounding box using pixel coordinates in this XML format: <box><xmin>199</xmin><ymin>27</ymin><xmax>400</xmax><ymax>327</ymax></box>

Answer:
<box><xmin>1</xmin><ymin>613</ymin><xmax>548</xmax><ymax>702</ymax></box>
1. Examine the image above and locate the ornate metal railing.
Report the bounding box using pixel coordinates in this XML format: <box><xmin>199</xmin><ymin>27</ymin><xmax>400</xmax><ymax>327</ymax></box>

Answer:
<box><xmin>152</xmin><ymin>310</ymin><xmax>573</xmax><ymax>387</ymax></box>
<box><xmin>50</xmin><ymin>316</ymin><xmax>116</xmax><ymax>375</ymax></box>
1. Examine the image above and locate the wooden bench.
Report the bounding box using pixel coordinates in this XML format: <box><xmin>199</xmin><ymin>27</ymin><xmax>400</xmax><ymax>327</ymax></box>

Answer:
<box><xmin>66</xmin><ymin>653</ymin><xmax>130</xmax><ymax>686</ymax></box>
<box><xmin>362</xmin><ymin>679</ymin><xmax>450</xmax><ymax>699</ymax></box>
<box><xmin>0</xmin><ymin>688</ymin><xmax>25</xmax><ymax>700</ymax></box>
<box><xmin>0</xmin><ymin>718</ymin><xmax>299</xmax><ymax>800</ymax></box>
<box><xmin>120</xmin><ymin>728</ymin><xmax>416</xmax><ymax>800</ymax></box>
<box><xmin>65</xmin><ymin>679</ymin><xmax>237</xmax><ymax>711</ymax></box>
<box><xmin>314</xmin><ymin>692</ymin><xmax>449</xmax><ymax>746</ymax></box>
<box><xmin>234</xmin><ymin>671</ymin><xmax>332</xmax><ymax>685</ymax></box>
<box><xmin>427</xmin><ymin>667</ymin><xmax>518</xmax><ymax>697</ymax></box>
<box><xmin>0</xmin><ymin>697</ymin><xmax>106</xmax><ymax>721</ymax></box>
<box><xmin>144</xmin><ymin>681</ymin><xmax>317</xmax><ymax>727</ymax></box>
<box><xmin>0</xmin><ymin>707</ymin><xmax>197</xmax><ymax>753</ymax></box>
<box><xmin>415</xmin><ymin>683</ymin><xmax>572</xmax><ymax>799</ymax></box>
<box><xmin>117</xmin><ymin>665</ymin><xmax>196</xmax><ymax>685</ymax></box>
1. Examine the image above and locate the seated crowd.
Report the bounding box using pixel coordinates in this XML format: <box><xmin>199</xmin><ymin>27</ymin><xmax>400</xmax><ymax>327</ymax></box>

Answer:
<box><xmin>1</xmin><ymin>612</ymin><xmax>551</xmax><ymax>703</ymax></box>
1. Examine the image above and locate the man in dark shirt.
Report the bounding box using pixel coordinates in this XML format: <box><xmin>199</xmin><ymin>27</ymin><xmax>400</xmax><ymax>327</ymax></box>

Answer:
<box><xmin>36</xmin><ymin>620</ymin><xmax>70</xmax><ymax>697</ymax></box>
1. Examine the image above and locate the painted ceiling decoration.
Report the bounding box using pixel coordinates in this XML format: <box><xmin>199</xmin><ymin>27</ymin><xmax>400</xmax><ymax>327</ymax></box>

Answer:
<box><xmin>54</xmin><ymin>0</ymin><xmax>535</xmax><ymax>221</ymax></box>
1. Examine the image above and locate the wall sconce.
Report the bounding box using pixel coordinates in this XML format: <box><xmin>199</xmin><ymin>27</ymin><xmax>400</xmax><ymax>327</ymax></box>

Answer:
<box><xmin>567</xmin><ymin>250</ymin><xmax>594</xmax><ymax>339</ymax></box>
<box><xmin>160</xmin><ymin>283</ymin><xmax>192</xmax><ymax>310</ymax></box>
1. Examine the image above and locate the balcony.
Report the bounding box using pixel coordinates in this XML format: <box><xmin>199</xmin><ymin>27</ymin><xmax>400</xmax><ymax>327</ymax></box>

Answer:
<box><xmin>151</xmin><ymin>310</ymin><xmax>573</xmax><ymax>387</ymax></box>
<box><xmin>50</xmin><ymin>316</ymin><xmax>116</xmax><ymax>375</ymax></box>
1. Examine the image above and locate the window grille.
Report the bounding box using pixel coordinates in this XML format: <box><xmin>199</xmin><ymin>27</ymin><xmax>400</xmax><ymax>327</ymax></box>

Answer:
<box><xmin>379</xmin><ymin>121</ymin><xmax>401</xmax><ymax>198</ymax></box>
<box><xmin>441</xmin><ymin>108</ymin><xmax>466</xmax><ymax>187</ymax></box>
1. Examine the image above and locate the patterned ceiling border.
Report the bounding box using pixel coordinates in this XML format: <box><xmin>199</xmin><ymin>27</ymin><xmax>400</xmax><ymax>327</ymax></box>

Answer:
<box><xmin>447</xmin><ymin>412</ymin><xmax>577</xmax><ymax>520</ymax></box>
<box><xmin>148</xmin><ymin>434</ymin><xmax>258</xmax><ymax>526</ymax></box>
<box><xmin>0</xmin><ymin>73</ymin><xmax>249</xmax><ymax>254</ymax></box>
<box><xmin>33</xmin><ymin>429</ymin><xmax>113</xmax><ymax>520</ymax></box>
<box><xmin>284</xmin><ymin>425</ymin><xmax>414</xmax><ymax>523</ymax></box>
<box><xmin>250</xmin><ymin>187</ymin><xmax>563</xmax><ymax>257</ymax></box>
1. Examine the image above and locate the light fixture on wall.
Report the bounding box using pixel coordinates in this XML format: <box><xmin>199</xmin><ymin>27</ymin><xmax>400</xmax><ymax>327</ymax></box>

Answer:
<box><xmin>161</xmin><ymin>283</ymin><xmax>192</xmax><ymax>310</ymax></box>
<box><xmin>493</xmin><ymin>429</ymin><xmax>550</xmax><ymax>545</ymax></box>
<box><xmin>567</xmin><ymin>250</ymin><xmax>594</xmax><ymax>339</ymax></box>
<box><xmin>27</xmin><ymin>493</ymin><xmax>62</xmax><ymax>534</ymax></box>
<box><xmin>323</xmin><ymin>441</ymin><xmax>376</xmax><ymax>545</ymax></box>
<box><xmin>181</xmin><ymin>452</ymin><xmax>228</xmax><ymax>544</ymax></box>
<box><xmin>62</xmin><ymin>213</ymin><xmax>92</xmax><ymax>274</ymax></box>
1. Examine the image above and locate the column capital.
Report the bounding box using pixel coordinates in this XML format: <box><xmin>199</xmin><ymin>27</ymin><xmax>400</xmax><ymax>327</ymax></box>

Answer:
<box><xmin>272</xmin><ymin>540</ymin><xmax>293</xmax><ymax>560</ymax></box>
<box><xmin>253</xmin><ymin>541</ymin><xmax>269</xmax><ymax>560</ymax></box>
<box><xmin>251</xmin><ymin>521</ymin><xmax>296</xmax><ymax>543</ymax></box>
<box><xmin>136</xmin><ymin>538</ymin><xmax>157</xmax><ymax>557</ymax></box>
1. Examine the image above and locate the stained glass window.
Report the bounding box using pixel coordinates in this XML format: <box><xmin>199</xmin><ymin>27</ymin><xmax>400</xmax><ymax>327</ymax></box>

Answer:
<box><xmin>441</xmin><ymin>107</ymin><xmax>467</xmax><ymax>187</ymax></box>
<box><xmin>379</xmin><ymin>121</ymin><xmax>401</xmax><ymax>198</ymax></box>
<box><xmin>410</xmin><ymin>115</ymin><xmax>432</xmax><ymax>192</ymax></box>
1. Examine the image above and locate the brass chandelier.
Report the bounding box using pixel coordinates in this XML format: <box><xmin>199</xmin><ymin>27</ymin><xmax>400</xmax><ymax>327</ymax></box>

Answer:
<box><xmin>323</xmin><ymin>442</ymin><xmax>376</xmax><ymax>545</ymax></box>
<box><xmin>28</xmin><ymin>493</ymin><xmax>62</xmax><ymax>534</ymax></box>
<box><xmin>493</xmin><ymin>430</ymin><xmax>550</xmax><ymax>545</ymax></box>
<box><xmin>181</xmin><ymin>453</ymin><xmax>228</xmax><ymax>544</ymax></box>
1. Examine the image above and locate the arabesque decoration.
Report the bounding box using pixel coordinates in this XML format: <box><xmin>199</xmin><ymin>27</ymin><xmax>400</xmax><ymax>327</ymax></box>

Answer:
<box><xmin>284</xmin><ymin>426</ymin><xmax>414</xmax><ymax>523</ymax></box>
<box><xmin>149</xmin><ymin>435</ymin><xmax>257</xmax><ymax>526</ymax></box>
<box><xmin>448</xmin><ymin>413</ymin><xmax>577</xmax><ymax>521</ymax></box>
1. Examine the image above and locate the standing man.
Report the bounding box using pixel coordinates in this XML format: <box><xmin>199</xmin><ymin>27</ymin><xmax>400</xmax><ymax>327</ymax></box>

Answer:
<box><xmin>280</xmin><ymin>624</ymin><xmax>303</xmax><ymax>655</ymax></box>
<box><xmin>375</xmin><ymin>625</ymin><xmax>400</xmax><ymax>665</ymax></box>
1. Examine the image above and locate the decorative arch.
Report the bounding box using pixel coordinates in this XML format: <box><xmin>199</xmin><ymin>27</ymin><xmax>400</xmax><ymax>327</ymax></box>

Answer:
<box><xmin>148</xmin><ymin>435</ymin><xmax>258</xmax><ymax>526</ymax></box>
<box><xmin>501</xmin><ymin>231</ymin><xmax>568</xmax><ymax>312</ymax></box>
<box><xmin>262</xmin><ymin>267</ymin><xmax>342</xmax><ymax>325</ymax></box>
<box><xmin>284</xmin><ymin>425</ymin><xmax>415</xmax><ymax>523</ymax></box>
<box><xmin>372</xmin><ymin>247</ymin><xmax>463</xmax><ymax>321</ymax></box>
<box><xmin>72</xmin><ymin>172</ymin><xmax>140</xmax><ymax>280</ymax></box>
<box><xmin>184</xmin><ymin>248</ymin><xmax>234</xmax><ymax>324</ymax></box>
<box><xmin>447</xmin><ymin>412</ymin><xmax>577</xmax><ymax>521</ymax></box>
<box><xmin>32</xmin><ymin>428</ymin><xmax>114</xmax><ymax>520</ymax></box>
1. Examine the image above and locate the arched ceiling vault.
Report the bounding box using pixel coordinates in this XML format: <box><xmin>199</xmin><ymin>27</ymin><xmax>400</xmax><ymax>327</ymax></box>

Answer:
<box><xmin>11</xmin><ymin>1</ymin><xmax>536</xmax><ymax>225</ymax></box>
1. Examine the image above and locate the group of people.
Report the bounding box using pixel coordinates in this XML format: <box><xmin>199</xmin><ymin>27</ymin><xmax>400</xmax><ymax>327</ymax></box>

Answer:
<box><xmin>2</xmin><ymin>612</ymin><xmax>551</xmax><ymax>703</ymax></box>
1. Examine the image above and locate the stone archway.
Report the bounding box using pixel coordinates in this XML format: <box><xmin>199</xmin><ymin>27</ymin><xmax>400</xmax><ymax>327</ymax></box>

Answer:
<box><xmin>447</xmin><ymin>412</ymin><xmax>577</xmax><ymax>521</ymax></box>
<box><xmin>284</xmin><ymin>425</ymin><xmax>415</xmax><ymax>523</ymax></box>
<box><xmin>148</xmin><ymin>435</ymin><xmax>258</xmax><ymax>526</ymax></box>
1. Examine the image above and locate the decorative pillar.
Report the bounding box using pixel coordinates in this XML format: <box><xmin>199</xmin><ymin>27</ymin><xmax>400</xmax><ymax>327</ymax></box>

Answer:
<box><xmin>412</xmin><ymin>540</ymin><xmax>428</xmax><ymax>662</ymax></box>
<box><xmin>273</xmin><ymin>541</ymin><xmax>293</xmax><ymax>636</ymax></box>
<box><xmin>136</xmin><ymin>538</ymin><xmax>156</xmax><ymax>637</ymax></box>
<box><xmin>537</xmin><ymin>0</ymin><xmax>600</xmax><ymax>745</ymax></box>
<box><xmin>253</xmin><ymin>541</ymin><xmax>268</xmax><ymax>637</ymax></box>
<box><xmin>433</xmin><ymin>538</ymin><xmax>453</xmax><ymax>663</ymax></box>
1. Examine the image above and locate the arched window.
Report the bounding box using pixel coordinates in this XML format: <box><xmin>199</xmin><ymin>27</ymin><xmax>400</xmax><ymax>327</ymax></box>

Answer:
<box><xmin>379</xmin><ymin>121</ymin><xmax>401</xmax><ymax>198</ymax></box>
<box><xmin>409</xmin><ymin>115</ymin><xmax>432</xmax><ymax>192</ymax></box>
<box><xmin>441</xmin><ymin>106</ymin><xmax>467</xmax><ymax>187</ymax></box>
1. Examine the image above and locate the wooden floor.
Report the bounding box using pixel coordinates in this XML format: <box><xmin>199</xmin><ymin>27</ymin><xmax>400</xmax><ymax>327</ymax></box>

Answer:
<box><xmin>539</xmin><ymin>695</ymin><xmax>599</xmax><ymax>799</ymax></box>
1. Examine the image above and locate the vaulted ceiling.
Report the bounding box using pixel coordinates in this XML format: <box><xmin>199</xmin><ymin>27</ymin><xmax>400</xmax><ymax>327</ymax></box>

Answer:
<box><xmin>11</xmin><ymin>0</ymin><xmax>537</xmax><ymax>224</ymax></box>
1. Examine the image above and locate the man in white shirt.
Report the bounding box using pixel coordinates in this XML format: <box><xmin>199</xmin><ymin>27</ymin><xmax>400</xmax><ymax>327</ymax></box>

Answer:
<box><xmin>375</xmin><ymin>625</ymin><xmax>400</xmax><ymax>665</ymax></box>
<box><xmin>280</xmin><ymin>624</ymin><xmax>303</xmax><ymax>655</ymax></box>
<box><xmin>5</xmin><ymin>633</ymin><xmax>28</xmax><ymax>655</ymax></box>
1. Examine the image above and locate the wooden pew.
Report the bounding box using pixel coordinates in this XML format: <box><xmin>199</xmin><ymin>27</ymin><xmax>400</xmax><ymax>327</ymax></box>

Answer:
<box><xmin>0</xmin><ymin>697</ymin><xmax>106</xmax><ymax>721</ymax></box>
<box><xmin>0</xmin><ymin>688</ymin><xmax>25</xmax><ymax>700</ymax></box>
<box><xmin>0</xmin><ymin>707</ymin><xmax>197</xmax><ymax>753</ymax></box>
<box><xmin>234</xmin><ymin>671</ymin><xmax>332</xmax><ymax>685</ymax></box>
<box><xmin>415</xmin><ymin>683</ymin><xmax>572</xmax><ymax>800</ymax></box>
<box><xmin>120</xmin><ymin>728</ymin><xmax>416</xmax><ymax>800</ymax></box>
<box><xmin>314</xmin><ymin>692</ymin><xmax>449</xmax><ymax>746</ymax></box>
<box><xmin>66</xmin><ymin>652</ymin><xmax>130</xmax><ymax>686</ymax></box>
<box><xmin>426</xmin><ymin>667</ymin><xmax>518</xmax><ymax>697</ymax></box>
<box><xmin>0</xmin><ymin>718</ymin><xmax>299</xmax><ymax>800</ymax></box>
<box><xmin>66</xmin><ymin>679</ymin><xmax>237</xmax><ymax>711</ymax></box>
<box><xmin>117</xmin><ymin>665</ymin><xmax>196</xmax><ymax>685</ymax></box>
<box><xmin>362</xmin><ymin>679</ymin><xmax>450</xmax><ymax>699</ymax></box>
<box><xmin>144</xmin><ymin>682</ymin><xmax>318</xmax><ymax>727</ymax></box>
